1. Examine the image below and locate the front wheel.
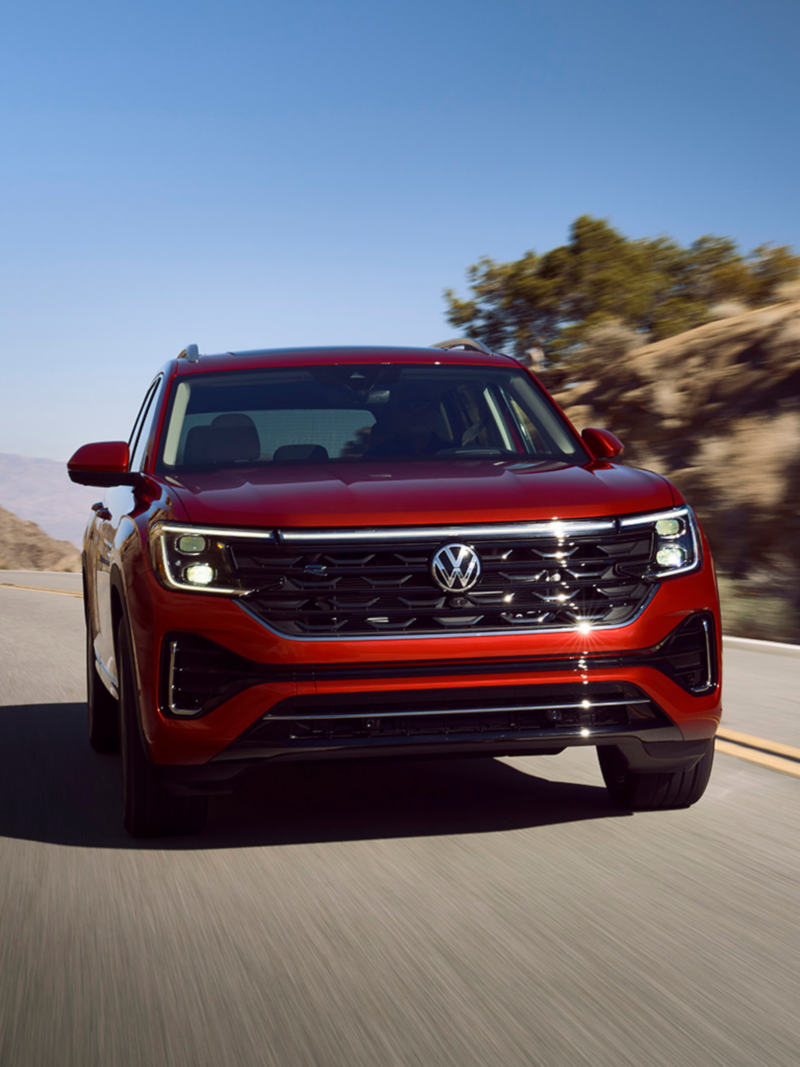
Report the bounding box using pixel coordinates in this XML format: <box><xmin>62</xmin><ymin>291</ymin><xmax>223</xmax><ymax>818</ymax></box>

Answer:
<box><xmin>598</xmin><ymin>741</ymin><xmax>714</xmax><ymax>810</ymax></box>
<box><xmin>117</xmin><ymin>618</ymin><xmax>207</xmax><ymax>838</ymax></box>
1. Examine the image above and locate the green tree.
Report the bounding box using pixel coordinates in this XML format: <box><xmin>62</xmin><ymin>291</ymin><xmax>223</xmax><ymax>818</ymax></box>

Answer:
<box><xmin>444</xmin><ymin>216</ymin><xmax>800</xmax><ymax>363</ymax></box>
<box><xmin>636</xmin><ymin>236</ymin><xmax>707</xmax><ymax>340</ymax></box>
<box><xmin>684</xmin><ymin>235</ymin><xmax>750</xmax><ymax>305</ymax></box>
<box><xmin>746</xmin><ymin>243</ymin><xmax>800</xmax><ymax>305</ymax></box>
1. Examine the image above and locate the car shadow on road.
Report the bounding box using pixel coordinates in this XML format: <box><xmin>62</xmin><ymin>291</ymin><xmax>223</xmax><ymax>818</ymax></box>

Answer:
<box><xmin>0</xmin><ymin>703</ymin><xmax>630</xmax><ymax>849</ymax></box>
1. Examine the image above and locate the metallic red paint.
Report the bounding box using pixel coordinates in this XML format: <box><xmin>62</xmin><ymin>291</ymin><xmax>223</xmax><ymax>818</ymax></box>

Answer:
<box><xmin>71</xmin><ymin>345</ymin><xmax>722</xmax><ymax>785</ymax></box>
<box><xmin>164</xmin><ymin>460</ymin><xmax>676</xmax><ymax>529</ymax></box>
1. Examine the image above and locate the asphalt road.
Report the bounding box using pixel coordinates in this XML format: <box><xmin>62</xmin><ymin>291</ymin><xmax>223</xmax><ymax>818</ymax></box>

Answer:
<box><xmin>0</xmin><ymin>577</ymin><xmax>798</xmax><ymax>1067</ymax></box>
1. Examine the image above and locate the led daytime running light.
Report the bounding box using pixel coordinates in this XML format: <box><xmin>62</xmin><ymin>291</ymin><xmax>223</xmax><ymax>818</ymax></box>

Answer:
<box><xmin>620</xmin><ymin>507</ymin><xmax>701</xmax><ymax>578</ymax></box>
<box><xmin>153</xmin><ymin>524</ymin><xmax>242</xmax><ymax>594</ymax></box>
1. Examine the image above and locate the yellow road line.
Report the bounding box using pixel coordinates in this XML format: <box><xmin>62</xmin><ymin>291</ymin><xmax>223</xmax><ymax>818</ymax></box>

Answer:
<box><xmin>0</xmin><ymin>582</ymin><xmax>83</xmax><ymax>599</ymax></box>
<box><xmin>717</xmin><ymin>727</ymin><xmax>800</xmax><ymax>763</ymax></box>
<box><xmin>716</xmin><ymin>739</ymin><xmax>800</xmax><ymax>779</ymax></box>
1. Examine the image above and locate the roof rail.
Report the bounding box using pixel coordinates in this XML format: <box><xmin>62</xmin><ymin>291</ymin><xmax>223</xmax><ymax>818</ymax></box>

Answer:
<box><xmin>177</xmin><ymin>344</ymin><xmax>200</xmax><ymax>362</ymax></box>
<box><xmin>431</xmin><ymin>337</ymin><xmax>492</xmax><ymax>355</ymax></box>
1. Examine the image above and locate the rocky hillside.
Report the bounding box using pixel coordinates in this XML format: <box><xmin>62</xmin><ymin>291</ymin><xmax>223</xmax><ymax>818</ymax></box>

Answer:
<box><xmin>545</xmin><ymin>299</ymin><xmax>800</xmax><ymax>640</ymax></box>
<box><xmin>0</xmin><ymin>503</ymin><xmax>81</xmax><ymax>572</ymax></box>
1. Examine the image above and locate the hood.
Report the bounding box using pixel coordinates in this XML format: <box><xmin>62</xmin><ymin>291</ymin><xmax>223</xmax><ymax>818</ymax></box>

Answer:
<box><xmin>163</xmin><ymin>459</ymin><xmax>676</xmax><ymax>529</ymax></box>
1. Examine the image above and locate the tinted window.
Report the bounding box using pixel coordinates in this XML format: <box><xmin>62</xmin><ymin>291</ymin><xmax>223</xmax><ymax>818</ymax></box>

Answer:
<box><xmin>158</xmin><ymin>365</ymin><xmax>587</xmax><ymax>470</ymax></box>
<box><xmin>129</xmin><ymin>377</ymin><xmax>162</xmax><ymax>472</ymax></box>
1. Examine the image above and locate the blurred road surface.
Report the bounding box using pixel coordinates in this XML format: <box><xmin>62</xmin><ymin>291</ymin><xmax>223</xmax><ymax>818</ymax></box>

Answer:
<box><xmin>0</xmin><ymin>579</ymin><xmax>798</xmax><ymax>1066</ymax></box>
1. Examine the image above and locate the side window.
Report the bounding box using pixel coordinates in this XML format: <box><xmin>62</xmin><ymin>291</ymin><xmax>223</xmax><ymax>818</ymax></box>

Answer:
<box><xmin>129</xmin><ymin>377</ymin><xmax>163</xmax><ymax>472</ymax></box>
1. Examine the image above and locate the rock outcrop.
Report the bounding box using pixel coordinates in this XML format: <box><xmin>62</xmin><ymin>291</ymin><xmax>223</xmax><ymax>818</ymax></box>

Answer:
<box><xmin>0</xmin><ymin>503</ymin><xmax>81</xmax><ymax>572</ymax></box>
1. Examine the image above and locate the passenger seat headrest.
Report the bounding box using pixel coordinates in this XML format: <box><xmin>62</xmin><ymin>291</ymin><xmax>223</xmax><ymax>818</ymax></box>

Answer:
<box><xmin>207</xmin><ymin>413</ymin><xmax>261</xmax><ymax>464</ymax></box>
<box><xmin>182</xmin><ymin>425</ymin><xmax>211</xmax><ymax>465</ymax></box>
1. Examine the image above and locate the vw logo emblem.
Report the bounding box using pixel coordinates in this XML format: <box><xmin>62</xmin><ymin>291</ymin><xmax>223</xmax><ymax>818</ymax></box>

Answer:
<box><xmin>430</xmin><ymin>543</ymin><xmax>481</xmax><ymax>592</ymax></box>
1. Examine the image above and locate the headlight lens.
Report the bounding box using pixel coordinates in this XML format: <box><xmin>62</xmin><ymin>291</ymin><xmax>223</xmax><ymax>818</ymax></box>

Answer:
<box><xmin>177</xmin><ymin>534</ymin><xmax>208</xmax><ymax>554</ymax></box>
<box><xmin>183</xmin><ymin>562</ymin><xmax>215</xmax><ymax>586</ymax></box>
<box><xmin>152</xmin><ymin>524</ymin><xmax>250</xmax><ymax>594</ymax></box>
<box><xmin>655</xmin><ymin>518</ymin><xmax>682</xmax><ymax>537</ymax></box>
<box><xmin>621</xmin><ymin>506</ymin><xmax>702</xmax><ymax>579</ymax></box>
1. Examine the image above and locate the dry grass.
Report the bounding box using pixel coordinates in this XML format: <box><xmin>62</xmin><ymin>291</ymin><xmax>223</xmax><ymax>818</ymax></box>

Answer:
<box><xmin>707</xmin><ymin>300</ymin><xmax>749</xmax><ymax>320</ymax></box>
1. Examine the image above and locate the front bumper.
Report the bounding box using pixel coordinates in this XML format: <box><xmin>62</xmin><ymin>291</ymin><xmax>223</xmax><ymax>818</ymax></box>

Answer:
<box><xmin>129</xmin><ymin>551</ymin><xmax>722</xmax><ymax>769</ymax></box>
<box><xmin>157</xmin><ymin>628</ymin><xmax>719</xmax><ymax>795</ymax></box>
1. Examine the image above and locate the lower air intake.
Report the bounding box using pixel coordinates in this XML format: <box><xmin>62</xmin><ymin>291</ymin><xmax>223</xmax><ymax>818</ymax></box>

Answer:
<box><xmin>233</xmin><ymin>682</ymin><xmax>667</xmax><ymax>745</ymax></box>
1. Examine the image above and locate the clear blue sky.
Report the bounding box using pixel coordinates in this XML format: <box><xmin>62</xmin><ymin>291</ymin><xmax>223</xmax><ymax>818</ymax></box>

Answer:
<box><xmin>2</xmin><ymin>0</ymin><xmax>798</xmax><ymax>461</ymax></box>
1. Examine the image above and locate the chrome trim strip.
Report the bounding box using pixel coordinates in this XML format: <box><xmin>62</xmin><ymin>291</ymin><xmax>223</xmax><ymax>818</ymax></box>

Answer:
<box><xmin>619</xmin><ymin>506</ymin><xmax>691</xmax><ymax>527</ymax></box>
<box><xmin>236</xmin><ymin>585</ymin><xmax>659</xmax><ymax>642</ymax></box>
<box><xmin>263</xmin><ymin>699</ymin><xmax>652</xmax><ymax>722</ymax></box>
<box><xmin>156</xmin><ymin>523</ymin><xmax>277</xmax><ymax>541</ymax></box>
<box><xmin>278</xmin><ymin>519</ymin><xmax>617</xmax><ymax>543</ymax></box>
<box><xmin>167</xmin><ymin>639</ymin><xmax>203</xmax><ymax>716</ymax></box>
<box><xmin>155</xmin><ymin>510</ymin><xmax>695</xmax><ymax>545</ymax></box>
<box><xmin>157</xmin><ymin>508</ymin><xmax>694</xmax><ymax>546</ymax></box>
<box><xmin>693</xmin><ymin>616</ymin><xmax>715</xmax><ymax>694</ymax></box>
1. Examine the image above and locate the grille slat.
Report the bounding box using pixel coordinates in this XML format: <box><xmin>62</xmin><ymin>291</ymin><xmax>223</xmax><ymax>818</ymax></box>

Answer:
<box><xmin>236</xmin><ymin>528</ymin><xmax>656</xmax><ymax>637</ymax></box>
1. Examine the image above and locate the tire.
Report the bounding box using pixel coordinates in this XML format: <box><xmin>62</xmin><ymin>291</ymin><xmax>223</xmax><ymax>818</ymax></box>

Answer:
<box><xmin>117</xmin><ymin>618</ymin><xmax>208</xmax><ymax>838</ymax></box>
<box><xmin>86</xmin><ymin>620</ymin><xmax>120</xmax><ymax>753</ymax></box>
<box><xmin>598</xmin><ymin>741</ymin><xmax>715</xmax><ymax>811</ymax></box>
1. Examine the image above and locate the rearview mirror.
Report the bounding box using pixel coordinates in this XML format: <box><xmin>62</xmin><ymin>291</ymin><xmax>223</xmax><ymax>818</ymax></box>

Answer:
<box><xmin>582</xmin><ymin>428</ymin><xmax>624</xmax><ymax>459</ymax></box>
<box><xmin>67</xmin><ymin>441</ymin><xmax>139</xmax><ymax>487</ymax></box>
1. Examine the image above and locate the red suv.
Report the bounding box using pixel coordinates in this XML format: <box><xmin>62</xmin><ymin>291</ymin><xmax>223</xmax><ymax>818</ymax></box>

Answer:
<box><xmin>69</xmin><ymin>340</ymin><xmax>721</xmax><ymax>836</ymax></box>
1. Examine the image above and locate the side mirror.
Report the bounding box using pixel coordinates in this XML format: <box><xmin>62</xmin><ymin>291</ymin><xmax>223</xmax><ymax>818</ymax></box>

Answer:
<box><xmin>582</xmin><ymin>428</ymin><xmax>624</xmax><ymax>459</ymax></box>
<box><xmin>67</xmin><ymin>441</ymin><xmax>139</xmax><ymax>487</ymax></box>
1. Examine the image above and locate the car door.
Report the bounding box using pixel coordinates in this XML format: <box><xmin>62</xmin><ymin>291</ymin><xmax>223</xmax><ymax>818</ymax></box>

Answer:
<box><xmin>93</xmin><ymin>376</ymin><xmax>163</xmax><ymax>684</ymax></box>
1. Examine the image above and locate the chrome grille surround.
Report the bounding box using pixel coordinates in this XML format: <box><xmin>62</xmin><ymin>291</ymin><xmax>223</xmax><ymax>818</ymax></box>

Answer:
<box><xmin>233</xmin><ymin>518</ymin><xmax>660</xmax><ymax>639</ymax></box>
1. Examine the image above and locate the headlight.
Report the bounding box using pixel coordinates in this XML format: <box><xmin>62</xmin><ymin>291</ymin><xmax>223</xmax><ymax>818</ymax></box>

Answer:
<box><xmin>620</xmin><ymin>506</ymin><xmax>702</xmax><ymax>578</ymax></box>
<box><xmin>152</xmin><ymin>523</ymin><xmax>260</xmax><ymax>594</ymax></box>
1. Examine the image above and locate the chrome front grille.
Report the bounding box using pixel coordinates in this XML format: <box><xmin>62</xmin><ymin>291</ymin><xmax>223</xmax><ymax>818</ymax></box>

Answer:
<box><xmin>234</xmin><ymin>522</ymin><xmax>656</xmax><ymax>637</ymax></box>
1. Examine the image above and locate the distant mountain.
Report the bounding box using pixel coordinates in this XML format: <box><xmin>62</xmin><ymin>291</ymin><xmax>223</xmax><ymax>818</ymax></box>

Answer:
<box><xmin>0</xmin><ymin>503</ymin><xmax>81</xmax><ymax>571</ymax></box>
<box><xmin>0</xmin><ymin>453</ymin><xmax>98</xmax><ymax>547</ymax></box>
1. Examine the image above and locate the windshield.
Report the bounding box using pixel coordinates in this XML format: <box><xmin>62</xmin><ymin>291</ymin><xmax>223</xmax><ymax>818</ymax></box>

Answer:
<box><xmin>157</xmin><ymin>364</ymin><xmax>588</xmax><ymax>470</ymax></box>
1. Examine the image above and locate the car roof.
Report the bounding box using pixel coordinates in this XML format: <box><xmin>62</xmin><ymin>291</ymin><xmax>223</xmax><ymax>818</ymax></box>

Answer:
<box><xmin>173</xmin><ymin>345</ymin><xmax>518</xmax><ymax>376</ymax></box>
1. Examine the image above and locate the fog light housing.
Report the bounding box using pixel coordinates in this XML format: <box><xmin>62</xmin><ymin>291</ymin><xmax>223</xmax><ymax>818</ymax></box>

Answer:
<box><xmin>184</xmin><ymin>563</ymin><xmax>215</xmax><ymax>586</ymax></box>
<box><xmin>656</xmin><ymin>545</ymin><xmax>687</xmax><ymax>569</ymax></box>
